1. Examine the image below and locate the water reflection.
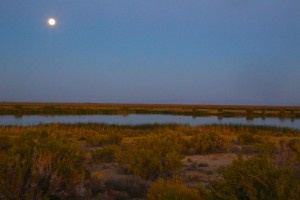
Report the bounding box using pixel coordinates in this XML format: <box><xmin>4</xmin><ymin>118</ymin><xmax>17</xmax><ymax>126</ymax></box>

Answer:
<box><xmin>0</xmin><ymin>114</ymin><xmax>299</xmax><ymax>129</ymax></box>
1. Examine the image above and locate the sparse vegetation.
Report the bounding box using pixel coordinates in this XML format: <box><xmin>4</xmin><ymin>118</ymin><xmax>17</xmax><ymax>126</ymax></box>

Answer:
<box><xmin>185</xmin><ymin>132</ymin><xmax>228</xmax><ymax>154</ymax></box>
<box><xmin>237</xmin><ymin>132</ymin><xmax>262</xmax><ymax>145</ymax></box>
<box><xmin>92</xmin><ymin>145</ymin><xmax>120</xmax><ymax>163</ymax></box>
<box><xmin>147</xmin><ymin>178</ymin><xmax>201</xmax><ymax>200</ymax></box>
<box><xmin>1</xmin><ymin>103</ymin><xmax>300</xmax><ymax>118</ymax></box>
<box><xmin>86</xmin><ymin>132</ymin><xmax>123</xmax><ymax>147</ymax></box>
<box><xmin>119</xmin><ymin>131</ymin><xmax>184</xmax><ymax>179</ymax></box>
<box><xmin>0</xmin><ymin>130</ymin><xmax>88</xmax><ymax>199</ymax></box>
<box><xmin>0</xmin><ymin>135</ymin><xmax>12</xmax><ymax>151</ymax></box>
<box><xmin>206</xmin><ymin>144</ymin><xmax>300</xmax><ymax>200</ymax></box>
<box><xmin>0</xmin><ymin>123</ymin><xmax>300</xmax><ymax>199</ymax></box>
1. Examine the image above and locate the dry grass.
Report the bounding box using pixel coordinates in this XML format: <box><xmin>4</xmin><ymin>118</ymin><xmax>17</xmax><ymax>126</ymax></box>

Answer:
<box><xmin>1</xmin><ymin>102</ymin><xmax>300</xmax><ymax>118</ymax></box>
<box><xmin>0</xmin><ymin>123</ymin><xmax>300</xmax><ymax>199</ymax></box>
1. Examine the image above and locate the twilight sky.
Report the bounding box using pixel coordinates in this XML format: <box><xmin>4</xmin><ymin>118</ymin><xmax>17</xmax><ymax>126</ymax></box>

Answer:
<box><xmin>1</xmin><ymin>0</ymin><xmax>300</xmax><ymax>105</ymax></box>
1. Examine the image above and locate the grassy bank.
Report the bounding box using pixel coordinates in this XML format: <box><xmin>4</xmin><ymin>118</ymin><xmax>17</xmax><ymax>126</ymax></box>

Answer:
<box><xmin>0</xmin><ymin>123</ymin><xmax>300</xmax><ymax>199</ymax></box>
<box><xmin>1</xmin><ymin>102</ymin><xmax>300</xmax><ymax>118</ymax></box>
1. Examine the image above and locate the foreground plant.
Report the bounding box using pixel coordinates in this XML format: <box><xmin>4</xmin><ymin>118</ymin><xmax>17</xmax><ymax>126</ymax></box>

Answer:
<box><xmin>119</xmin><ymin>131</ymin><xmax>184</xmax><ymax>179</ymax></box>
<box><xmin>0</xmin><ymin>130</ymin><xmax>88</xmax><ymax>200</ymax></box>
<box><xmin>206</xmin><ymin>143</ymin><xmax>300</xmax><ymax>200</ymax></box>
<box><xmin>147</xmin><ymin>178</ymin><xmax>201</xmax><ymax>200</ymax></box>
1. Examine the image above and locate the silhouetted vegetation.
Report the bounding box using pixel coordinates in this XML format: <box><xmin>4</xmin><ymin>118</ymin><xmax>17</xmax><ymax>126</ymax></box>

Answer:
<box><xmin>1</xmin><ymin>102</ymin><xmax>300</xmax><ymax>118</ymax></box>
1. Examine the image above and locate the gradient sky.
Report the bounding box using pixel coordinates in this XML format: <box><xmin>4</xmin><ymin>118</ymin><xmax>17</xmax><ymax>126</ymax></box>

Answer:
<box><xmin>1</xmin><ymin>0</ymin><xmax>300</xmax><ymax>105</ymax></box>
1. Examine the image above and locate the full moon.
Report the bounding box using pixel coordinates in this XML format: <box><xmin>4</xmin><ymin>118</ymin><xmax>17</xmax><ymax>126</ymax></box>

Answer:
<box><xmin>48</xmin><ymin>18</ymin><xmax>56</xmax><ymax>26</ymax></box>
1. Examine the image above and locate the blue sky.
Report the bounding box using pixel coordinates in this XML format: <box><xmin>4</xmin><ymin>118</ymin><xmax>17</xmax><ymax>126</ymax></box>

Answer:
<box><xmin>1</xmin><ymin>0</ymin><xmax>300</xmax><ymax>105</ymax></box>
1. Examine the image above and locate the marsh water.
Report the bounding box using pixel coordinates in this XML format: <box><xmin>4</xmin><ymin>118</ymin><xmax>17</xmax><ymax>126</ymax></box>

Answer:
<box><xmin>0</xmin><ymin>114</ymin><xmax>299</xmax><ymax>129</ymax></box>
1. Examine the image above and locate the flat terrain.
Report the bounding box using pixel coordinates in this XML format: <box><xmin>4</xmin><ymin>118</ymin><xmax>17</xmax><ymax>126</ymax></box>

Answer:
<box><xmin>1</xmin><ymin>123</ymin><xmax>300</xmax><ymax>199</ymax></box>
<box><xmin>1</xmin><ymin>102</ymin><xmax>300</xmax><ymax>118</ymax></box>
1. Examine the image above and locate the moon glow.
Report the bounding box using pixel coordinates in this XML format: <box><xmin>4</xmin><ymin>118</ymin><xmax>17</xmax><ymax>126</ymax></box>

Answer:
<box><xmin>48</xmin><ymin>18</ymin><xmax>56</xmax><ymax>26</ymax></box>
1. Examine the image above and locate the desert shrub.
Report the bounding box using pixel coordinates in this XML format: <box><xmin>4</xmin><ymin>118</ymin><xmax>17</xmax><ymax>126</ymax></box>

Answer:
<box><xmin>288</xmin><ymin>139</ymin><xmax>300</xmax><ymax>156</ymax></box>
<box><xmin>106</xmin><ymin>132</ymin><xmax>123</xmax><ymax>145</ymax></box>
<box><xmin>0</xmin><ymin>130</ymin><xmax>88</xmax><ymax>200</ymax></box>
<box><xmin>207</xmin><ymin>144</ymin><xmax>300</xmax><ymax>200</ymax></box>
<box><xmin>92</xmin><ymin>145</ymin><xmax>120</xmax><ymax>163</ymax></box>
<box><xmin>86</xmin><ymin>132</ymin><xmax>123</xmax><ymax>147</ymax></box>
<box><xmin>286</xmin><ymin>139</ymin><xmax>300</xmax><ymax>176</ymax></box>
<box><xmin>147</xmin><ymin>178</ymin><xmax>201</xmax><ymax>200</ymax></box>
<box><xmin>240</xmin><ymin>145</ymin><xmax>259</xmax><ymax>154</ymax></box>
<box><xmin>0</xmin><ymin>135</ymin><xmax>12</xmax><ymax>151</ymax></box>
<box><xmin>186</xmin><ymin>132</ymin><xmax>227</xmax><ymax>154</ymax></box>
<box><xmin>237</xmin><ymin>132</ymin><xmax>262</xmax><ymax>145</ymax></box>
<box><xmin>119</xmin><ymin>132</ymin><xmax>183</xmax><ymax>179</ymax></box>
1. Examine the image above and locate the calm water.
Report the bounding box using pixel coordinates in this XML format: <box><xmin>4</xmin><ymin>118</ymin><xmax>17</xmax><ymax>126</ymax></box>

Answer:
<box><xmin>0</xmin><ymin>114</ymin><xmax>299</xmax><ymax>129</ymax></box>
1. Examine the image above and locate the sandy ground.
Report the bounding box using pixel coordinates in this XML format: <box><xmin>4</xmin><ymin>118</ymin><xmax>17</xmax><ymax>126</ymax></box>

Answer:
<box><xmin>88</xmin><ymin>153</ymin><xmax>238</xmax><ymax>188</ymax></box>
<box><xmin>182</xmin><ymin>153</ymin><xmax>238</xmax><ymax>187</ymax></box>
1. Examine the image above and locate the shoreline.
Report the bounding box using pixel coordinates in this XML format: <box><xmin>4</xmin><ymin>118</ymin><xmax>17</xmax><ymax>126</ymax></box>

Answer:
<box><xmin>1</xmin><ymin>102</ymin><xmax>300</xmax><ymax>119</ymax></box>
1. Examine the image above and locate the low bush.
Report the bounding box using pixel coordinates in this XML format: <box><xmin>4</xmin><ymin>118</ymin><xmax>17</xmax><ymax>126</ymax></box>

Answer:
<box><xmin>207</xmin><ymin>144</ymin><xmax>300</xmax><ymax>200</ymax></box>
<box><xmin>237</xmin><ymin>132</ymin><xmax>262</xmax><ymax>145</ymax></box>
<box><xmin>185</xmin><ymin>132</ymin><xmax>228</xmax><ymax>154</ymax></box>
<box><xmin>286</xmin><ymin>139</ymin><xmax>300</xmax><ymax>176</ymax></box>
<box><xmin>288</xmin><ymin>139</ymin><xmax>300</xmax><ymax>156</ymax></box>
<box><xmin>119</xmin><ymin>132</ymin><xmax>183</xmax><ymax>179</ymax></box>
<box><xmin>0</xmin><ymin>135</ymin><xmax>12</xmax><ymax>151</ymax></box>
<box><xmin>0</xmin><ymin>130</ymin><xmax>89</xmax><ymax>200</ymax></box>
<box><xmin>147</xmin><ymin>178</ymin><xmax>201</xmax><ymax>200</ymax></box>
<box><xmin>86</xmin><ymin>132</ymin><xmax>123</xmax><ymax>147</ymax></box>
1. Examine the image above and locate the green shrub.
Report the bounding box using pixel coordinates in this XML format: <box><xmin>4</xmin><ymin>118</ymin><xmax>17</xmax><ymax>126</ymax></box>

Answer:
<box><xmin>0</xmin><ymin>131</ymin><xmax>88</xmax><ymax>200</ymax></box>
<box><xmin>207</xmin><ymin>144</ymin><xmax>300</xmax><ymax>200</ymax></box>
<box><xmin>92</xmin><ymin>145</ymin><xmax>120</xmax><ymax>163</ymax></box>
<box><xmin>186</xmin><ymin>132</ymin><xmax>227</xmax><ymax>154</ymax></box>
<box><xmin>147</xmin><ymin>178</ymin><xmax>201</xmax><ymax>200</ymax></box>
<box><xmin>119</xmin><ymin>132</ymin><xmax>183</xmax><ymax>179</ymax></box>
